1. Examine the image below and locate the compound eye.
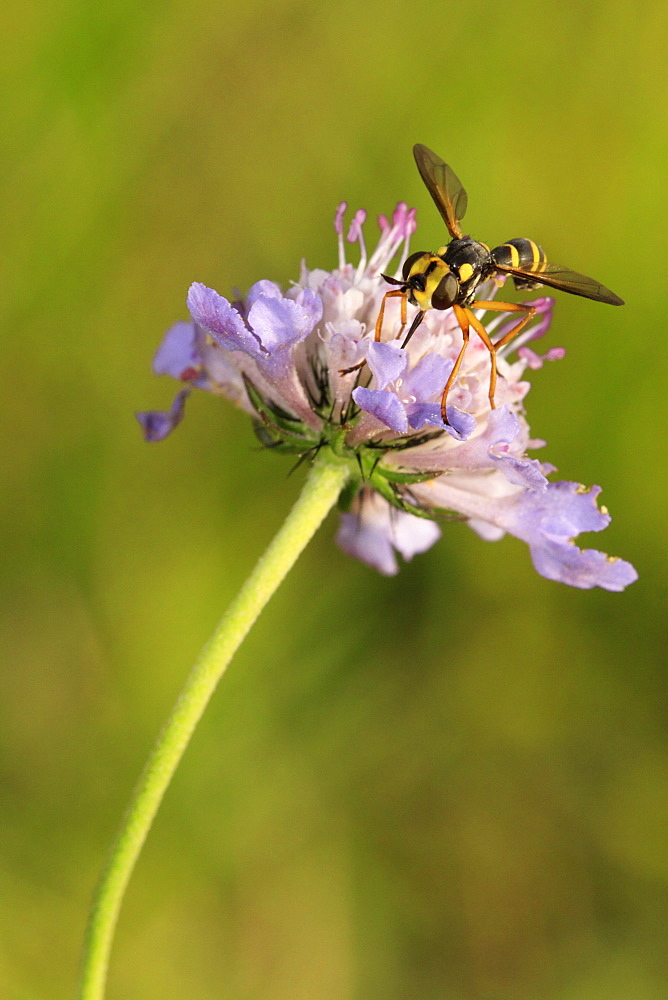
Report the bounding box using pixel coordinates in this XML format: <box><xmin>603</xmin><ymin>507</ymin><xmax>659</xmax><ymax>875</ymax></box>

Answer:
<box><xmin>432</xmin><ymin>272</ymin><xmax>459</xmax><ymax>309</ymax></box>
<box><xmin>401</xmin><ymin>250</ymin><xmax>427</xmax><ymax>281</ymax></box>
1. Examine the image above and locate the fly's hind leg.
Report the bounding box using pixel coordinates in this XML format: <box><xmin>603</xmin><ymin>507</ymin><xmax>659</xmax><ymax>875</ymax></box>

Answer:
<box><xmin>470</xmin><ymin>299</ymin><xmax>537</xmax><ymax>408</ymax></box>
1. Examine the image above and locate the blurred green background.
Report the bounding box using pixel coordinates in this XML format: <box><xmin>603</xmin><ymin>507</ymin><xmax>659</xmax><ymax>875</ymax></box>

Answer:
<box><xmin>2</xmin><ymin>1</ymin><xmax>667</xmax><ymax>997</ymax></box>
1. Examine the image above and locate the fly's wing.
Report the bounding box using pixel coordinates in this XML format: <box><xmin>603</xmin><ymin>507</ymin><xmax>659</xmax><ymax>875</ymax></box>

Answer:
<box><xmin>413</xmin><ymin>144</ymin><xmax>467</xmax><ymax>240</ymax></box>
<box><xmin>494</xmin><ymin>261</ymin><xmax>624</xmax><ymax>305</ymax></box>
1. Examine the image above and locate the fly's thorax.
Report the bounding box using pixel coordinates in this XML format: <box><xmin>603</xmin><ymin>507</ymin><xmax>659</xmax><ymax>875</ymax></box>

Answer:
<box><xmin>442</xmin><ymin>237</ymin><xmax>492</xmax><ymax>305</ymax></box>
<box><xmin>443</xmin><ymin>238</ymin><xmax>491</xmax><ymax>270</ymax></box>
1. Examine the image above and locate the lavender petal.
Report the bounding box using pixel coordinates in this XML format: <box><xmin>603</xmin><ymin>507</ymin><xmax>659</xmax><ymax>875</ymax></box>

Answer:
<box><xmin>509</xmin><ymin>482</ymin><xmax>638</xmax><ymax>590</ymax></box>
<box><xmin>136</xmin><ymin>389</ymin><xmax>189</xmax><ymax>442</ymax></box>
<box><xmin>366</xmin><ymin>341</ymin><xmax>407</xmax><ymax>389</ymax></box>
<box><xmin>336</xmin><ymin>496</ymin><xmax>440</xmax><ymax>576</ymax></box>
<box><xmin>336</xmin><ymin>510</ymin><xmax>400</xmax><ymax>575</ymax></box>
<box><xmin>402</xmin><ymin>352</ymin><xmax>453</xmax><ymax>400</ymax></box>
<box><xmin>530</xmin><ymin>538</ymin><xmax>638</xmax><ymax>591</ymax></box>
<box><xmin>152</xmin><ymin>321</ymin><xmax>202</xmax><ymax>380</ymax></box>
<box><xmin>187</xmin><ymin>283</ymin><xmax>262</xmax><ymax>357</ymax></box>
<box><xmin>353</xmin><ymin>387</ymin><xmax>409</xmax><ymax>433</ymax></box>
<box><xmin>248</xmin><ymin>287</ymin><xmax>322</xmax><ymax>352</ymax></box>
<box><xmin>406</xmin><ymin>402</ymin><xmax>476</xmax><ymax>441</ymax></box>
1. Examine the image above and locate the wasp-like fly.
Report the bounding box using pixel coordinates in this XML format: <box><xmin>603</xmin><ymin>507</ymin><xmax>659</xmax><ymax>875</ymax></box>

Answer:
<box><xmin>364</xmin><ymin>144</ymin><xmax>623</xmax><ymax>421</ymax></box>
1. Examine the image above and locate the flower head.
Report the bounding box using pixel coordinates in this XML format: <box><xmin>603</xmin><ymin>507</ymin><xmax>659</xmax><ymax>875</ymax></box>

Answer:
<box><xmin>137</xmin><ymin>203</ymin><xmax>637</xmax><ymax>591</ymax></box>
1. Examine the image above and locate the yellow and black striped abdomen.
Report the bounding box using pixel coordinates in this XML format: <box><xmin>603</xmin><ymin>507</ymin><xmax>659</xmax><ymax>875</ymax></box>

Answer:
<box><xmin>491</xmin><ymin>238</ymin><xmax>547</xmax><ymax>290</ymax></box>
<box><xmin>492</xmin><ymin>238</ymin><xmax>547</xmax><ymax>271</ymax></box>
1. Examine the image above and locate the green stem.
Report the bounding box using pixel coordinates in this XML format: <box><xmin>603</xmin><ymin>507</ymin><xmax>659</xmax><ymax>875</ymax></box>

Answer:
<box><xmin>78</xmin><ymin>456</ymin><xmax>349</xmax><ymax>1000</ymax></box>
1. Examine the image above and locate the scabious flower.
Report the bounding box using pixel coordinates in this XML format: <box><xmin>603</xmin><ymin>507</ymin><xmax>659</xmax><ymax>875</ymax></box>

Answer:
<box><xmin>137</xmin><ymin>203</ymin><xmax>637</xmax><ymax>591</ymax></box>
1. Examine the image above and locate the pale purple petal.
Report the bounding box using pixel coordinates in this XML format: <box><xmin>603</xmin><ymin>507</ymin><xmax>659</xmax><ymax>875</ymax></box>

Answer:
<box><xmin>468</xmin><ymin>519</ymin><xmax>506</xmax><ymax>542</ymax></box>
<box><xmin>503</xmin><ymin>482</ymin><xmax>637</xmax><ymax>590</ymax></box>
<box><xmin>429</xmin><ymin>406</ymin><xmax>547</xmax><ymax>488</ymax></box>
<box><xmin>442</xmin><ymin>405</ymin><xmax>476</xmax><ymax>441</ymax></box>
<box><xmin>391</xmin><ymin>514</ymin><xmax>441</xmax><ymax>560</ymax></box>
<box><xmin>402</xmin><ymin>353</ymin><xmax>453</xmax><ymax>400</ymax></box>
<box><xmin>486</xmin><ymin>408</ymin><xmax>547</xmax><ymax>489</ymax></box>
<box><xmin>485</xmin><ymin>410</ymin><xmax>548</xmax><ymax>489</ymax></box>
<box><xmin>515</xmin><ymin>481</ymin><xmax>609</xmax><ymax>536</ymax></box>
<box><xmin>247</xmin><ymin>287</ymin><xmax>322</xmax><ymax>352</ymax></box>
<box><xmin>411</xmin><ymin>478</ymin><xmax>637</xmax><ymax>591</ymax></box>
<box><xmin>197</xmin><ymin>342</ymin><xmax>251</xmax><ymax>409</ymax></box>
<box><xmin>490</xmin><ymin>450</ymin><xmax>548</xmax><ymax>490</ymax></box>
<box><xmin>336</xmin><ymin>494</ymin><xmax>440</xmax><ymax>576</ymax></box>
<box><xmin>353</xmin><ymin>387</ymin><xmax>409</xmax><ymax>433</ymax></box>
<box><xmin>405</xmin><ymin>401</ymin><xmax>442</xmax><ymax>430</ymax></box>
<box><xmin>187</xmin><ymin>283</ymin><xmax>262</xmax><ymax>357</ymax></box>
<box><xmin>153</xmin><ymin>321</ymin><xmax>202</xmax><ymax>380</ymax></box>
<box><xmin>295</xmin><ymin>287</ymin><xmax>324</xmax><ymax>326</ymax></box>
<box><xmin>530</xmin><ymin>538</ymin><xmax>638</xmax><ymax>591</ymax></box>
<box><xmin>136</xmin><ymin>389</ymin><xmax>189</xmax><ymax>442</ymax></box>
<box><xmin>336</xmin><ymin>510</ymin><xmax>400</xmax><ymax>575</ymax></box>
<box><xmin>486</xmin><ymin>405</ymin><xmax>522</xmax><ymax>445</ymax></box>
<box><xmin>328</xmin><ymin>330</ymin><xmax>368</xmax><ymax>375</ymax></box>
<box><xmin>245</xmin><ymin>279</ymin><xmax>283</xmax><ymax>310</ymax></box>
<box><xmin>366</xmin><ymin>341</ymin><xmax>407</xmax><ymax>389</ymax></box>
<box><xmin>406</xmin><ymin>402</ymin><xmax>475</xmax><ymax>440</ymax></box>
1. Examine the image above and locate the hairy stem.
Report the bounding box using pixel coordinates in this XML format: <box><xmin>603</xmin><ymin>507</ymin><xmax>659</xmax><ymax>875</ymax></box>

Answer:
<box><xmin>78</xmin><ymin>456</ymin><xmax>349</xmax><ymax>1000</ymax></box>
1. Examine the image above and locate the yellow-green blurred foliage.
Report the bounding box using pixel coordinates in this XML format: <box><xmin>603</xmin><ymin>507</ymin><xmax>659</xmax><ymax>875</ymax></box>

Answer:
<box><xmin>1</xmin><ymin>1</ymin><xmax>667</xmax><ymax>997</ymax></box>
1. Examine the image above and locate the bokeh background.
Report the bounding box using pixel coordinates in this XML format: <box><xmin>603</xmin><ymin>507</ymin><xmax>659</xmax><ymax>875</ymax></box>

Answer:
<box><xmin>2</xmin><ymin>1</ymin><xmax>667</xmax><ymax>997</ymax></box>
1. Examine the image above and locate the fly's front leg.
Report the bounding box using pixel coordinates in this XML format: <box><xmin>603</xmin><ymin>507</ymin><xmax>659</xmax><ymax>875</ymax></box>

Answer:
<box><xmin>441</xmin><ymin>304</ymin><xmax>470</xmax><ymax>423</ymax></box>
<box><xmin>375</xmin><ymin>289</ymin><xmax>406</xmax><ymax>342</ymax></box>
<box><xmin>339</xmin><ymin>289</ymin><xmax>406</xmax><ymax>376</ymax></box>
<box><xmin>394</xmin><ymin>290</ymin><xmax>408</xmax><ymax>342</ymax></box>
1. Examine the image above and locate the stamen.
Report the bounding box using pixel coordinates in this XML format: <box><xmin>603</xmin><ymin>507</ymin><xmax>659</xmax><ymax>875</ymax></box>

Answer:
<box><xmin>334</xmin><ymin>202</ymin><xmax>347</xmax><ymax>270</ymax></box>
<box><xmin>497</xmin><ymin>298</ymin><xmax>555</xmax><ymax>357</ymax></box>
<box><xmin>396</xmin><ymin>207</ymin><xmax>417</xmax><ymax>278</ymax></box>
<box><xmin>347</xmin><ymin>209</ymin><xmax>366</xmax><ymax>244</ymax></box>
<box><xmin>347</xmin><ymin>209</ymin><xmax>368</xmax><ymax>279</ymax></box>
<box><xmin>392</xmin><ymin>202</ymin><xmax>408</xmax><ymax>232</ymax></box>
<box><xmin>368</xmin><ymin>203</ymin><xmax>417</xmax><ymax>276</ymax></box>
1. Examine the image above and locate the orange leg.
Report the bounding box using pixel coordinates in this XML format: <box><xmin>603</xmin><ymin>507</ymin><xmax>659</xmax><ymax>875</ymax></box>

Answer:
<box><xmin>473</xmin><ymin>299</ymin><xmax>537</xmax><ymax>349</ymax></box>
<box><xmin>395</xmin><ymin>290</ymin><xmax>408</xmax><ymax>342</ymax></box>
<box><xmin>469</xmin><ymin>299</ymin><xmax>537</xmax><ymax>408</ymax></box>
<box><xmin>440</xmin><ymin>300</ymin><xmax>537</xmax><ymax>418</ymax></box>
<box><xmin>339</xmin><ymin>289</ymin><xmax>406</xmax><ymax>375</ymax></box>
<box><xmin>465</xmin><ymin>308</ymin><xmax>500</xmax><ymax>410</ymax></box>
<box><xmin>375</xmin><ymin>289</ymin><xmax>407</xmax><ymax>342</ymax></box>
<box><xmin>440</xmin><ymin>304</ymin><xmax>470</xmax><ymax>422</ymax></box>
